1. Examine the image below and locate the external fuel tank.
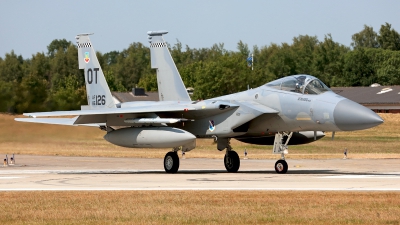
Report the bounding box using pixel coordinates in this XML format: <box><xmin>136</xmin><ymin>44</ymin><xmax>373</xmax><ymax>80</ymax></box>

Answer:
<box><xmin>104</xmin><ymin>127</ymin><xmax>196</xmax><ymax>149</ymax></box>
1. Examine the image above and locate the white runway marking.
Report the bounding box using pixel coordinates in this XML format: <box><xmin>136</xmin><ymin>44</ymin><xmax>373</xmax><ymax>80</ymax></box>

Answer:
<box><xmin>0</xmin><ymin>176</ymin><xmax>23</xmax><ymax>179</ymax></box>
<box><xmin>1</xmin><ymin>188</ymin><xmax>400</xmax><ymax>191</ymax></box>
<box><xmin>321</xmin><ymin>175</ymin><xmax>400</xmax><ymax>179</ymax></box>
<box><xmin>0</xmin><ymin>169</ymin><xmax>164</xmax><ymax>175</ymax></box>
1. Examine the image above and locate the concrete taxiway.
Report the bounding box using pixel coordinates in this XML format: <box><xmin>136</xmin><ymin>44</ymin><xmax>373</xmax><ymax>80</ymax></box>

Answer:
<box><xmin>1</xmin><ymin>155</ymin><xmax>399</xmax><ymax>191</ymax></box>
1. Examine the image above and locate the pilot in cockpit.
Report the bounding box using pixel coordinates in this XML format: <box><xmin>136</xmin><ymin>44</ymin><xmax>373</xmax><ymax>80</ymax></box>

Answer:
<box><xmin>295</xmin><ymin>83</ymin><xmax>301</xmax><ymax>93</ymax></box>
<box><xmin>295</xmin><ymin>76</ymin><xmax>307</xmax><ymax>93</ymax></box>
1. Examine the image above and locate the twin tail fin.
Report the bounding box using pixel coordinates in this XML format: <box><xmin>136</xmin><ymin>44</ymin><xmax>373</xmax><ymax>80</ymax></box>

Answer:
<box><xmin>76</xmin><ymin>34</ymin><xmax>116</xmax><ymax>109</ymax></box>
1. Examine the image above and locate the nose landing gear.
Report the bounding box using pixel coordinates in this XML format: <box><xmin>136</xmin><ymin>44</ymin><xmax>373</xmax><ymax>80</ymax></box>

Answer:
<box><xmin>272</xmin><ymin>132</ymin><xmax>293</xmax><ymax>174</ymax></box>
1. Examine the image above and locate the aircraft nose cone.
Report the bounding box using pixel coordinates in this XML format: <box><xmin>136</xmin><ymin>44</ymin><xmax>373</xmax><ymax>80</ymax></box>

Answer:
<box><xmin>333</xmin><ymin>99</ymin><xmax>383</xmax><ymax>131</ymax></box>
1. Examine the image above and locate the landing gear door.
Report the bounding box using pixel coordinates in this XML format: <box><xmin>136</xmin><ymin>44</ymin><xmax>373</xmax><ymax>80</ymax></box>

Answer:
<box><xmin>273</xmin><ymin>133</ymin><xmax>283</xmax><ymax>154</ymax></box>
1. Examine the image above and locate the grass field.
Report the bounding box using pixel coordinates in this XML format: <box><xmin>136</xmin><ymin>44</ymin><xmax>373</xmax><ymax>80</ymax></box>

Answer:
<box><xmin>0</xmin><ymin>191</ymin><xmax>399</xmax><ymax>224</ymax></box>
<box><xmin>1</xmin><ymin>113</ymin><xmax>399</xmax><ymax>159</ymax></box>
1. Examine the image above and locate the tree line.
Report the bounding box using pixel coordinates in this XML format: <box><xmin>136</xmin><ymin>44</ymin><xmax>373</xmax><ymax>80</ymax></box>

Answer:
<box><xmin>1</xmin><ymin>22</ymin><xmax>399</xmax><ymax>113</ymax></box>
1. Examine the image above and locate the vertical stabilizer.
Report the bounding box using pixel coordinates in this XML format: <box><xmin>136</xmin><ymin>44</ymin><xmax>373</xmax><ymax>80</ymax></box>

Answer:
<box><xmin>147</xmin><ymin>31</ymin><xmax>191</xmax><ymax>102</ymax></box>
<box><xmin>75</xmin><ymin>34</ymin><xmax>116</xmax><ymax>109</ymax></box>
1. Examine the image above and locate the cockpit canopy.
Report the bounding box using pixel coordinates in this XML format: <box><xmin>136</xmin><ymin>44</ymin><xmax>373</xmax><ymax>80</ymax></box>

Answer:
<box><xmin>265</xmin><ymin>75</ymin><xmax>331</xmax><ymax>95</ymax></box>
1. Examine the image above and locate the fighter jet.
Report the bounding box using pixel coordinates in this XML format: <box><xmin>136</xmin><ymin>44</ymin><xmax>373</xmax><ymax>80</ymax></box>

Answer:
<box><xmin>16</xmin><ymin>31</ymin><xmax>383</xmax><ymax>174</ymax></box>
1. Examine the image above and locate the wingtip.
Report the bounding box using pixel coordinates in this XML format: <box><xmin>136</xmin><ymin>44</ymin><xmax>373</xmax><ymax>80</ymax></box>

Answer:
<box><xmin>22</xmin><ymin>113</ymin><xmax>36</xmax><ymax>118</ymax></box>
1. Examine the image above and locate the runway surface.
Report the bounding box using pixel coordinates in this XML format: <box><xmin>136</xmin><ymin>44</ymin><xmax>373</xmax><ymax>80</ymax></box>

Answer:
<box><xmin>1</xmin><ymin>155</ymin><xmax>399</xmax><ymax>191</ymax></box>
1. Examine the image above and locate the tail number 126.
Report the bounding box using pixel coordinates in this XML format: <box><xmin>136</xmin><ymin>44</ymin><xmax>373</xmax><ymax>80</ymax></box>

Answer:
<box><xmin>92</xmin><ymin>95</ymin><xmax>106</xmax><ymax>105</ymax></box>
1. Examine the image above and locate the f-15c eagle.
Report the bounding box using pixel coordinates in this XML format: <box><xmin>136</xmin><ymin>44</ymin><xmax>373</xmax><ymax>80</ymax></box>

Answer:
<box><xmin>16</xmin><ymin>31</ymin><xmax>383</xmax><ymax>174</ymax></box>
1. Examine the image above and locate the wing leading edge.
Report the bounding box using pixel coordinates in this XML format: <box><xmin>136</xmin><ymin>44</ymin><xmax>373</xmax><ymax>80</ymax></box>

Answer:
<box><xmin>22</xmin><ymin>104</ymin><xmax>195</xmax><ymax>118</ymax></box>
<box><xmin>15</xmin><ymin>117</ymin><xmax>104</xmax><ymax>127</ymax></box>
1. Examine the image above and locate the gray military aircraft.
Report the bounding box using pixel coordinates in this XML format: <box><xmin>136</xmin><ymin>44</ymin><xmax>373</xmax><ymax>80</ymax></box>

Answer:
<box><xmin>16</xmin><ymin>31</ymin><xmax>383</xmax><ymax>174</ymax></box>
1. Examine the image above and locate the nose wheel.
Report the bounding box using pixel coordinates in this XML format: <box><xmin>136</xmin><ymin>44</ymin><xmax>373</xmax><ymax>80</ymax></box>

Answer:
<box><xmin>275</xmin><ymin>160</ymin><xmax>288</xmax><ymax>174</ymax></box>
<box><xmin>164</xmin><ymin>151</ymin><xmax>179</xmax><ymax>173</ymax></box>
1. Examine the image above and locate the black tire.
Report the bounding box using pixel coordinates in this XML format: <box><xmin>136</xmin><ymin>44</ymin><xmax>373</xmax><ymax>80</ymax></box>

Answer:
<box><xmin>275</xmin><ymin>160</ymin><xmax>288</xmax><ymax>174</ymax></box>
<box><xmin>224</xmin><ymin>151</ymin><xmax>240</xmax><ymax>172</ymax></box>
<box><xmin>164</xmin><ymin>152</ymin><xmax>179</xmax><ymax>173</ymax></box>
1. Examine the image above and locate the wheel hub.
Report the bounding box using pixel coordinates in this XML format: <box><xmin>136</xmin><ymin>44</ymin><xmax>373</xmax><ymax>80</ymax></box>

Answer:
<box><xmin>276</xmin><ymin>163</ymin><xmax>284</xmax><ymax>172</ymax></box>
<box><xmin>165</xmin><ymin>156</ymin><xmax>173</xmax><ymax>170</ymax></box>
<box><xmin>225</xmin><ymin>155</ymin><xmax>233</xmax><ymax>169</ymax></box>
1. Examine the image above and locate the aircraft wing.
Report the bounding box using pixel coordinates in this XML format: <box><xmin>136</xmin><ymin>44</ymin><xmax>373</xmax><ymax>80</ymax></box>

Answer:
<box><xmin>16</xmin><ymin>100</ymin><xmax>276</xmax><ymax>128</ymax></box>
<box><xmin>15</xmin><ymin>117</ymin><xmax>104</xmax><ymax>127</ymax></box>
<box><xmin>236</xmin><ymin>100</ymin><xmax>279</xmax><ymax>114</ymax></box>
<box><xmin>17</xmin><ymin>101</ymin><xmax>241</xmax><ymax>126</ymax></box>
<box><xmin>226</xmin><ymin>100</ymin><xmax>279</xmax><ymax>131</ymax></box>
<box><xmin>22</xmin><ymin>104</ymin><xmax>197</xmax><ymax>118</ymax></box>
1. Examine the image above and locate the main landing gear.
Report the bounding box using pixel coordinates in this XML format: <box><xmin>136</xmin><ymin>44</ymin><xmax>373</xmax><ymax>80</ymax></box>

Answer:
<box><xmin>272</xmin><ymin>132</ymin><xmax>293</xmax><ymax>174</ymax></box>
<box><xmin>224</xmin><ymin>150</ymin><xmax>240</xmax><ymax>172</ymax></box>
<box><xmin>164</xmin><ymin>148</ymin><xmax>180</xmax><ymax>173</ymax></box>
<box><xmin>163</xmin><ymin>141</ymin><xmax>196</xmax><ymax>173</ymax></box>
<box><xmin>219</xmin><ymin>138</ymin><xmax>240</xmax><ymax>173</ymax></box>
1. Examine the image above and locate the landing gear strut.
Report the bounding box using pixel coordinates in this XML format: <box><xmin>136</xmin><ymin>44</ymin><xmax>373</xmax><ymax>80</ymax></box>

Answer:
<box><xmin>223</xmin><ymin>139</ymin><xmax>240</xmax><ymax>172</ymax></box>
<box><xmin>272</xmin><ymin>132</ymin><xmax>293</xmax><ymax>174</ymax></box>
<box><xmin>164</xmin><ymin>150</ymin><xmax>179</xmax><ymax>173</ymax></box>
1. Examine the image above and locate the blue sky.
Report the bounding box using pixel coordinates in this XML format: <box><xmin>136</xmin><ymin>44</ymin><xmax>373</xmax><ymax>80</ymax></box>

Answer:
<box><xmin>1</xmin><ymin>0</ymin><xmax>399</xmax><ymax>59</ymax></box>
